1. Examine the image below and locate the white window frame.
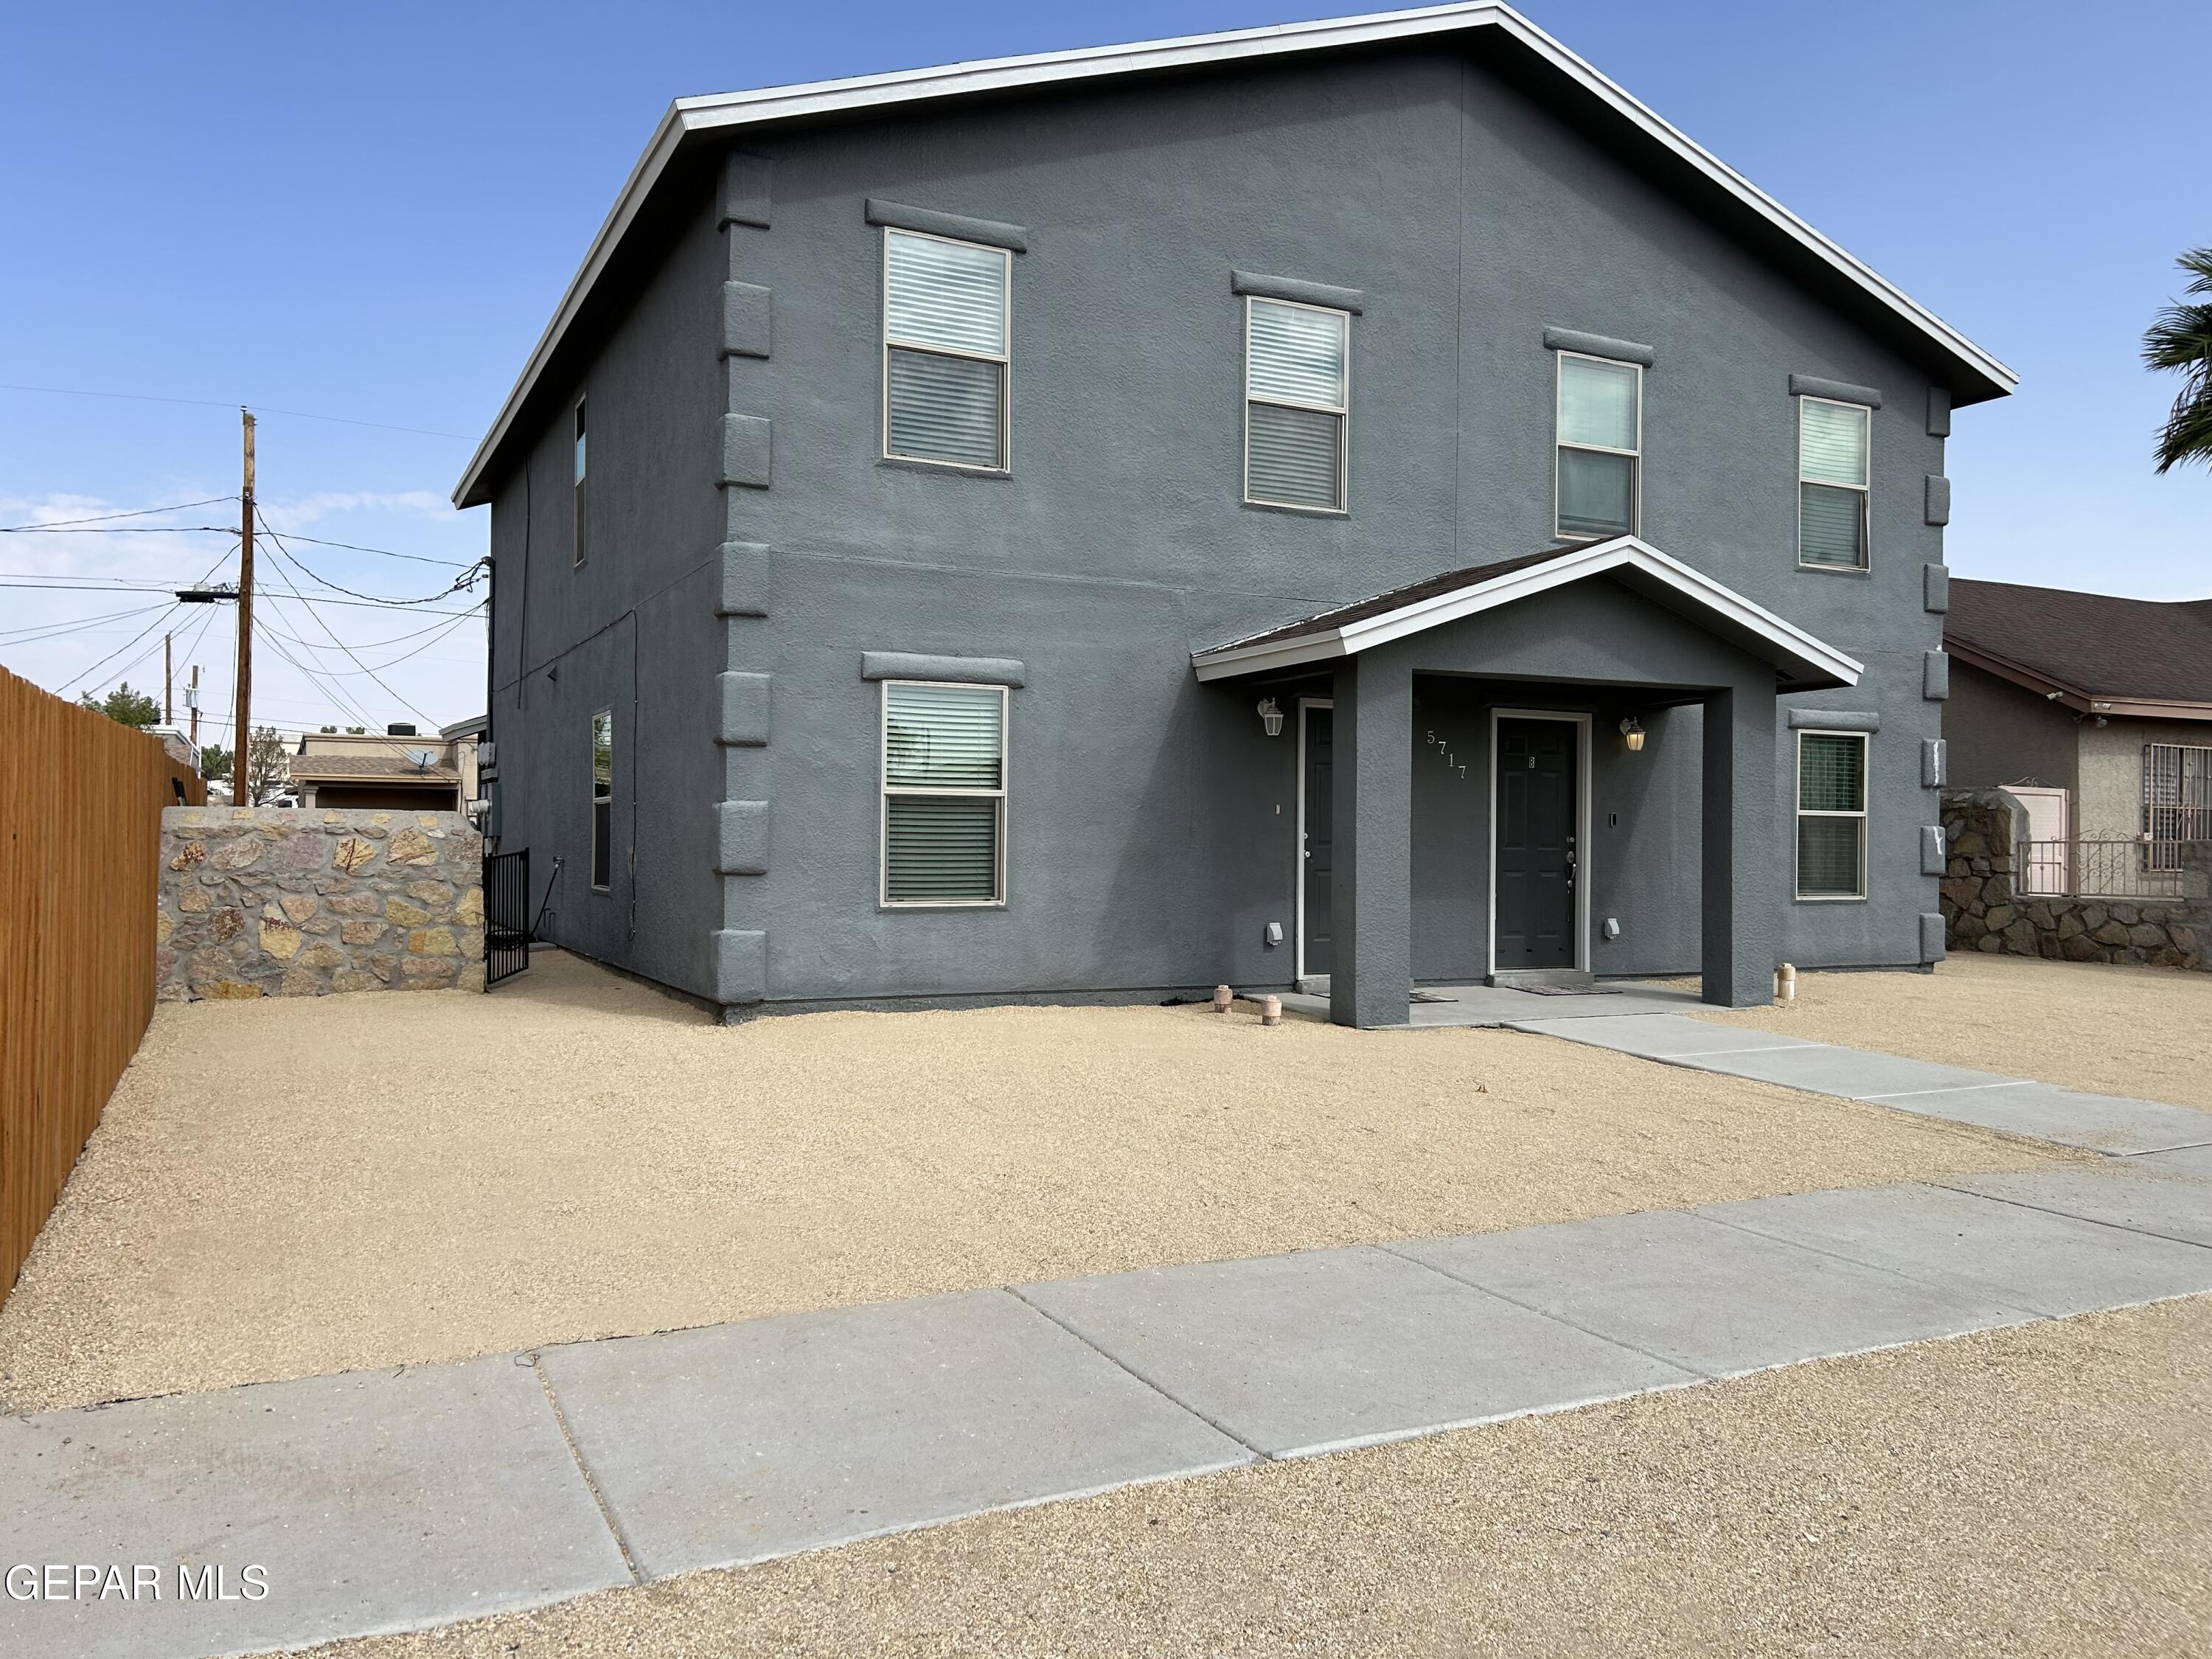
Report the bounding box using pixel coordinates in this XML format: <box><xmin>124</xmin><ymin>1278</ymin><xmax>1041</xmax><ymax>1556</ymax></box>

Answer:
<box><xmin>880</xmin><ymin>228</ymin><xmax>1012</xmax><ymax>473</ymax></box>
<box><xmin>1553</xmin><ymin>350</ymin><xmax>1641</xmax><ymax>541</ymax></box>
<box><xmin>589</xmin><ymin>706</ymin><xmax>613</xmax><ymax>893</ymax></box>
<box><xmin>1796</xmin><ymin>394</ymin><xmax>1871</xmax><ymax>572</ymax></box>
<box><xmin>879</xmin><ymin>678</ymin><xmax>1009</xmax><ymax>909</ymax></box>
<box><xmin>1243</xmin><ymin>296</ymin><xmax>1349</xmax><ymax>512</ymax></box>
<box><xmin>1794</xmin><ymin>728</ymin><xmax>1868</xmax><ymax>902</ymax></box>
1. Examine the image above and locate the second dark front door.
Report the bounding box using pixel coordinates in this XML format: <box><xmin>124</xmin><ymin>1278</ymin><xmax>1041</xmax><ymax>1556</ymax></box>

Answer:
<box><xmin>1301</xmin><ymin>704</ymin><xmax>1333</xmax><ymax>975</ymax></box>
<box><xmin>1494</xmin><ymin>717</ymin><xmax>1577</xmax><ymax>970</ymax></box>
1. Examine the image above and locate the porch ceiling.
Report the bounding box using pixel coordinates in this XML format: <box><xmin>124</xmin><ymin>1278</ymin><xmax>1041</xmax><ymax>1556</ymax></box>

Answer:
<box><xmin>1191</xmin><ymin>535</ymin><xmax>1863</xmax><ymax>690</ymax></box>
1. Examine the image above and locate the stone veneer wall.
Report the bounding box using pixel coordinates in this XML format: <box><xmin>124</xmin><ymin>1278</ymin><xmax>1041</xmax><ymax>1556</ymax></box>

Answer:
<box><xmin>158</xmin><ymin>807</ymin><xmax>485</xmax><ymax>1000</ymax></box>
<box><xmin>1940</xmin><ymin>789</ymin><xmax>2207</xmax><ymax>970</ymax></box>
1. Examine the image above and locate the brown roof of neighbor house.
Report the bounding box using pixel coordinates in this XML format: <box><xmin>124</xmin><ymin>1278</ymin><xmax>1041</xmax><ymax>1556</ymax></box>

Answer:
<box><xmin>287</xmin><ymin>754</ymin><xmax>461</xmax><ymax>783</ymax></box>
<box><xmin>1945</xmin><ymin>579</ymin><xmax>2212</xmax><ymax>714</ymax></box>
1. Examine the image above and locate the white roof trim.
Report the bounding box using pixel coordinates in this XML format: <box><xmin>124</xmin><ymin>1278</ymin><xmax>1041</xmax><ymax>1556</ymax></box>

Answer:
<box><xmin>1190</xmin><ymin>536</ymin><xmax>1866</xmax><ymax>686</ymax></box>
<box><xmin>452</xmin><ymin>2</ymin><xmax>2015</xmax><ymax>507</ymax></box>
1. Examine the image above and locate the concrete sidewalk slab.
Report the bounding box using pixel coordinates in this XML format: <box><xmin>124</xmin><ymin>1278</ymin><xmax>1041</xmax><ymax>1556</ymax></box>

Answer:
<box><xmin>1508</xmin><ymin>1012</ymin><xmax>1821</xmax><ymax>1060</ymax></box>
<box><xmin>535</xmin><ymin>1289</ymin><xmax>1250</xmax><ymax>1578</ymax></box>
<box><xmin>1941</xmin><ymin>1164</ymin><xmax>2212</xmax><ymax>1251</ymax></box>
<box><xmin>1674</xmin><ymin>1043</ymin><xmax>2019</xmax><ymax>1102</ymax></box>
<box><xmin>1865</xmin><ymin>1082</ymin><xmax>2212</xmax><ymax>1156</ymax></box>
<box><xmin>1394</xmin><ymin>1209</ymin><xmax>2033</xmax><ymax>1377</ymax></box>
<box><xmin>1699</xmin><ymin>1183</ymin><xmax>2212</xmax><ymax>1317</ymax></box>
<box><xmin>2135</xmin><ymin>1144</ymin><xmax>2212</xmax><ymax>1179</ymax></box>
<box><xmin>0</xmin><ymin>1356</ymin><xmax>626</xmax><ymax>1659</ymax></box>
<box><xmin>1017</xmin><ymin>1246</ymin><xmax>1694</xmax><ymax>1459</ymax></box>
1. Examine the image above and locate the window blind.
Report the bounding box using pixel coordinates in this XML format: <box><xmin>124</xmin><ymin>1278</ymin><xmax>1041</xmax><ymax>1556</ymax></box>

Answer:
<box><xmin>1246</xmin><ymin>299</ymin><xmax>1346</xmax><ymax>509</ymax></box>
<box><xmin>1799</xmin><ymin>399</ymin><xmax>1868</xmax><ymax>568</ymax></box>
<box><xmin>884</xmin><ymin>230</ymin><xmax>1007</xmax><ymax>468</ymax></box>
<box><xmin>883</xmin><ymin>682</ymin><xmax>1005</xmax><ymax>903</ymax></box>
<box><xmin>1556</xmin><ymin>355</ymin><xmax>1639</xmax><ymax>538</ymax></box>
<box><xmin>1796</xmin><ymin>732</ymin><xmax>1866</xmax><ymax>898</ymax></box>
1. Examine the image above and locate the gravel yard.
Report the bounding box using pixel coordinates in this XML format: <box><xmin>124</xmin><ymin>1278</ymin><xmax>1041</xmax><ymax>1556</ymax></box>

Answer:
<box><xmin>1688</xmin><ymin>953</ymin><xmax>2212</xmax><ymax>1111</ymax></box>
<box><xmin>295</xmin><ymin>1293</ymin><xmax>2212</xmax><ymax>1659</ymax></box>
<box><xmin>0</xmin><ymin>950</ymin><xmax>2070</xmax><ymax>1413</ymax></box>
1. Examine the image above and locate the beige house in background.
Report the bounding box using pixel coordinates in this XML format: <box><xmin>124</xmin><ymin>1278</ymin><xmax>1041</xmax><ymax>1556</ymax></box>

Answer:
<box><xmin>289</xmin><ymin>726</ymin><xmax>470</xmax><ymax>812</ymax></box>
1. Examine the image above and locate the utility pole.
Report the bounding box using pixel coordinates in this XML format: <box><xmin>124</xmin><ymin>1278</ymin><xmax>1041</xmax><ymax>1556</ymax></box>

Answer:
<box><xmin>187</xmin><ymin>666</ymin><xmax>201</xmax><ymax>745</ymax></box>
<box><xmin>232</xmin><ymin>409</ymin><xmax>256</xmax><ymax>806</ymax></box>
<box><xmin>164</xmin><ymin>632</ymin><xmax>173</xmax><ymax>724</ymax></box>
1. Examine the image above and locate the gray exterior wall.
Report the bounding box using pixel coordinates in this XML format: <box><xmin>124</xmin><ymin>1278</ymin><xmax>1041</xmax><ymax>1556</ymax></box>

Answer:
<box><xmin>484</xmin><ymin>44</ymin><xmax>1962</xmax><ymax>1007</ymax></box>
<box><xmin>1944</xmin><ymin>661</ymin><xmax>2081</xmax><ymax>801</ymax></box>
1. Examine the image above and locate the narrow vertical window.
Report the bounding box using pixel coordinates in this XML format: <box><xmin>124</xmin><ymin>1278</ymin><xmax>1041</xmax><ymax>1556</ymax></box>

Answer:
<box><xmin>590</xmin><ymin>708</ymin><xmax>613</xmax><ymax>891</ymax></box>
<box><xmin>1245</xmin><ymin>298</ymin><xmax>1348</xmax><ymax>510</ymax></box>
<box><xmin>572</xmin><ymin>397</ymin><xmax>588</xmax><ymax>567</ymax></box>
<box><xmin>883</xmin><ymin>229</ymin><xmax>1009</xmax><ymax>469</ymax></box>
<box><xmin>1798</xmin><ymin>396</ymin><xmax>1870</xmax><ymax>568</ymax></box>
<box><xmin>1796</xmin><ymin>731</ymin><xmax>1868</xmax><ymax>899</ymax></box>
<box><xmin>1555</xmin><ymin>353</ymin><xmax>1640</xmax><ymax>539</ymax></box>
<box><xmin>881</xmin><ymin>681</ymin><xmax>1006</xmax><ymax>905</ymax></box>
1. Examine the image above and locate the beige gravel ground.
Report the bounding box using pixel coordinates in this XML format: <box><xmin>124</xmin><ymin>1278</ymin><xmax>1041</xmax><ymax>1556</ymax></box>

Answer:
<box><xmin>296</xmin><ymin>1293</ymin><xmax>2212</xmax><ymax>1659</ymax></box>
<box><xmin>1684</xmin><ymin>953</ymin><xmax>2212</xmax><ymax>1111</ymax></box>
<box><xmin>0</xmin><ymin>950</ymin><xmax>2071</xmax><ymax>1413</ymax></box>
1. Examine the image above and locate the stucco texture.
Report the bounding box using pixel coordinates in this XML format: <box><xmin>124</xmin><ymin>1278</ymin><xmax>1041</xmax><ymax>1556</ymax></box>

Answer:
<box><xmin>294</xmin><ymin>1295</ymin><xmax>2212</xmax><ymax>1659</ymax></box>
<box><xmin>0</xmin><ymin>950</ymin><xmax>2067</xmax><ymax>1415</ymax></box>
<box><xmin>1688</xmin><ymin>953</ymin><xmax>2212</xmax><ymax>1112</ymax></box>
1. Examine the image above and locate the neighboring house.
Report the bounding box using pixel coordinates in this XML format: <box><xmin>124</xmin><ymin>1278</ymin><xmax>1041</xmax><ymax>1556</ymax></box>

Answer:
<box><xmin>452</xmin><ymin>3</ymin><xmax>2013</xmax><ymax>1026</ymax></box>
<box><xmin>289</xmin><ymin>726</ymin><xmax>466</xmax><ymax>811</ymax></box>
<box><xmin>1943</xmin><ymin>577</ymin><xmax>2212</xmax><ymax>894</ymax></box>
<box><xmin>440</xmin><ymin>714</ymin><xmax>493</xmax><ymax>827</ymax></box>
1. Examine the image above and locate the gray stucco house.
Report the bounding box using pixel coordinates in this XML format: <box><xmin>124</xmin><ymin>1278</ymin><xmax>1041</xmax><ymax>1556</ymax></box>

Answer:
<box><xmin>453</xmin><ymin>2</ymin><xmax>2014</xmax><ymax>1026</ymax></box>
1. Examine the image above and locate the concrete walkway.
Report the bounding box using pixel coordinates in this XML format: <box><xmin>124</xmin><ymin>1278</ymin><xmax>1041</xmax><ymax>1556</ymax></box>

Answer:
<box><xmin>7</xmin><ymin>1151</ymin><xmax>2211</xmax><ymax>1659</ymax></box>
<box><xmin>1509</xmin><ymin>1012</ymin><xmax>2212</xmax><ymax>1155</ymax></box>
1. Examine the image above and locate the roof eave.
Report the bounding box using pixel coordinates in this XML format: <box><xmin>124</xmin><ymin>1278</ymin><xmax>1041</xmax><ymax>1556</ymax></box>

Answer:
<box><xmin>452</xmin><ymin>1</ymin><xmax>2016</xmax><ymax>509</ymax></box>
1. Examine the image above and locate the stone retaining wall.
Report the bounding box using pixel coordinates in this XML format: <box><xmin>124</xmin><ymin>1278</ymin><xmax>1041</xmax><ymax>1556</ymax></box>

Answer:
<box><xmin>1940</xmin><ymin>790</ymin><xmax>2207</xmax><ymax>970</ymax></box>
<box><xmin>158</xmin><ymin>807</ymin><xmax>484</xmax><ymax>1000</ymax></box>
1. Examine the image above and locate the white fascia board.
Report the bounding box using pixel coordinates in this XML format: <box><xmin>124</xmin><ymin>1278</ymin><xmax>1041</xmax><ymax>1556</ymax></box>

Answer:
<box><xmin>1192</xmin><ymin>536</ymin><xmax>1865</xmax><ymax>686</ymax></box>
<box><xmin>453</xmin><ymin>1</ymin><xmax>2015</xmax><ymax>507</ymax></box>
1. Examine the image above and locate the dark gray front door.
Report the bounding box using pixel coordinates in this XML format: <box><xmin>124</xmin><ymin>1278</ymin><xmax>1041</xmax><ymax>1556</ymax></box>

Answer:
<box><xmin>1301</xmin><ymin>705</ymin><xmax>1333</xmax><ymax>975</ymax></box>
<box><xmin>1494</xmin><ymin>717</ymin><xmax>1577</xmax><ymax>970</ymax></box>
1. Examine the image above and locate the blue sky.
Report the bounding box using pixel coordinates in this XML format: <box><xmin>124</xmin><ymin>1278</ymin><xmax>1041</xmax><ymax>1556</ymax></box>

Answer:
<box><xmin>3</xmin><ymin>0</ymin><xmax>2205</xmax><ymax>735</ymax></box>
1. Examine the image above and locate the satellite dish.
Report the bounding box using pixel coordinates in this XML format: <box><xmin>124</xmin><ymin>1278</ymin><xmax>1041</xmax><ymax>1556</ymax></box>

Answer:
<box><xmin>408</xmin><ymin>748</ymin><xmax>437</xmax><ymax>769</ymax></box>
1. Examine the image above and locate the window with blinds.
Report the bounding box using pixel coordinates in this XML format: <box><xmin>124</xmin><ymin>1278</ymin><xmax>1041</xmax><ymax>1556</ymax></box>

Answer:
<box><xmin>1798</xmin><ymin>397</ymin><xmax>1870</xmax><ymax>568</ymax></box>
<box><xmin>1245</xmin><ymin>298</ymin><xmax>1348</xmax><ymax>510</ymax></box>
<box><xmin>883</xmin><ymin>229</ymin><xmax>1009</xmax><ymax>470</ymax></box>
<box><xmin>590</xmin><ymin>708</ymin><xmax>613</xmax><ymax>891</ymax></box>
<box><xmin>881</xmin><ymin>681</ymin><xmax>1007</xmax><ymax>905</ymax></box>
<box><xmin>1795</xmin><ymin>730</ymin><xmax>1867</xmax><ymax>899</ymax></box>
<box><xmin>1555</xmin><ymin>353</ymin><xmax>1641</xmax><ymax>539</ymax></box>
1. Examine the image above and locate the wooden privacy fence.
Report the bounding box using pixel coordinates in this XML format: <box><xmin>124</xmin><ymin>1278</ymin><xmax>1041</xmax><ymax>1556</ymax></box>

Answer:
<box><xmin>1</xmin><ymin>666</ymin><xmax>204</xmax><ymax>1301</ymax></box>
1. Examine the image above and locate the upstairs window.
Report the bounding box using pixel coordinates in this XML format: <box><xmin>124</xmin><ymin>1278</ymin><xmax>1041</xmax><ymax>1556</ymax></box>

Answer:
<box><xmin>1795</xmin><ymin>731</ymin><xmax>1867</xmax><ymax>900</ymax></box>
<box><xmin>883</xmin><ymin>229</ymin><xmax>1009</xmax><ymax>470</ymax></box>
<box><xmin>1245</xmin><ymin>298</ymin><xmax>1349</xmax><ymax>511</ymax></box>
<box><xmin>590</xmin><ymin>708</ymin><xmax>613</xmax><ymax>891</ymax></box>
<box><xmin>881</xmin><ymin>681</ymin><xmax>1006</xmax><ymax>906</ymax></box>
<box><xmin>1798</xmin><ymin>397</ymin><xmax>1870</xmax><ymax>568</ymax></box>
<box><xmin>572</xmin><ymin>397</ymin><xmax>588</xmax><ymax>566</ymax></box>
<box><xmin>1555</xmin><ymin>352</ymin><xmax>1640</xmax><ymax>539</ymax></box>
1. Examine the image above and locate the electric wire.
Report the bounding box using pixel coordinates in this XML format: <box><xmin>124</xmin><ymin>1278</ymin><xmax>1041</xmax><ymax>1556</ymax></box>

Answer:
<box><xmin>0</xmin><ymin>382</ymin><xmax>473</xmax><ymax>440</ymax></box>
<box><xmin>255</xmin><ymin>541</ymin><xmax>441</xmax><ymax>726</ymax></box>
<box><xmin>0</xmin><ymin>602</ymin><xmax>169</xmax><ymax>646</ymax></box>
<box><xmin>0</xmin><ymin>498</ymin><xmax>235</xmax><ymax>532</ymax></box>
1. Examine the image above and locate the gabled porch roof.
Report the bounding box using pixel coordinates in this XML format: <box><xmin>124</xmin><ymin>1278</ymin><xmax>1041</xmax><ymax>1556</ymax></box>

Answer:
<box><xmin>1190</xmin><ymin>535</ymin><xmax>1864</xmax><ymax>690</ymax></box>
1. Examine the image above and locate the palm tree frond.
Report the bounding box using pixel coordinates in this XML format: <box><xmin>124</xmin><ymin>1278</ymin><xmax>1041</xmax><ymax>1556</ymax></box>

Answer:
<box><xmin>2144</xmin><ymin>248</ymin><xmax>2212</xmax><ymax>472</ymax></box>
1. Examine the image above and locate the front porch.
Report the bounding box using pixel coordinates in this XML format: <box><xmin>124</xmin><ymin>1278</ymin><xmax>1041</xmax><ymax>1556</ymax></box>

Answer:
<box><xmin>1194</xmin><ymin>537</ymin><xmax>1865</xmax><ymax>1029</ymax></box>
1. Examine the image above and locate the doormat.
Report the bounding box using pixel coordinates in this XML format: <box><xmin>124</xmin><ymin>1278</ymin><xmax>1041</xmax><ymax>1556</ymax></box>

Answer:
<box><xmin>1514</xmin><ymin>983</ymin><xmax>1622</xmax><ymax>996</ymax></box>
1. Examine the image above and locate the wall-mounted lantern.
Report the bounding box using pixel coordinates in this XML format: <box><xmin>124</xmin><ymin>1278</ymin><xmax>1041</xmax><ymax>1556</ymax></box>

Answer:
<box><xmin>1618</xmin><ymin>715</ymin><xmax>1645</xmax><ymax>753</ymax></box>
<box><xmin>1257</xmin><ymin>698</ymin><xmax>1284</xmax><ymax>738</ymax></box>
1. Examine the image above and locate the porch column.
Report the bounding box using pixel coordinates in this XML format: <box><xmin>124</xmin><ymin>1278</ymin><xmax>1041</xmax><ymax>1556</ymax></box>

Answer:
<box><xmin>1700</xmin><ymin>685</ymin><xmax>1778</xmax><ymax>1006</ymax></box>
<box><xmin>1329</xmin><ymin>653</ymin><xmax>1412</xmax><ymax>1029</ymax></box>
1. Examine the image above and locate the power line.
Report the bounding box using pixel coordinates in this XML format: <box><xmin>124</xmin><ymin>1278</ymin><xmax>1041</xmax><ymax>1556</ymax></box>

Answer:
<box><xmin>256</xmin><ymin>514</ymin><xmax>484</xmax><ymax>602</ymax></box>
<box><xmin>0</xmin><ymin>383</ymin><xmax>474</xmax><ymax>441</ymax></box>
<box><xmin>256</xmin><ymin>543</ymin><xmax>439</xmax><ymax>727</ymax></box>
<box><xmin>245</xmin><ymin>529</ymin><xmax>474</xmax><ymax>568</ymax></box>
<box><xmin>0</xmin><ymin>602</ymin><xmax>169</xmax><ymax>647</ymax></box>
<box><xmin>0</xmin><ymin>578</ymin><xmax>481</xmax><ymax>617</ymax></box>
<box><xmin>0</xmin><ymin>519</ymin><xmax>473</xmax><ymax>570</ymax></box>
<box><xmin>259</xmin><ymin>604</ymin><xmax>484</xmax><ymax>675</ymax></box>
<box><xmin>0</xmin><ymin>498</ymin><xmax>234</xmax><ymax>532</ymax></box>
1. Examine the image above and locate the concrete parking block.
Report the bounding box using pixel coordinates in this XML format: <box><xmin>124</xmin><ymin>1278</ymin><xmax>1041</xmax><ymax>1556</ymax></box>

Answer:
<box><xmin>0</xmin><ymin>1355</ymin><xmax>626</xmax><ymax>1659</ymax></box>
<box><xmin>1943</xmin><ymin>1164</ymin><xmax>2212</xmax><ymax>1250</ymax></box>
<box><xmin>535</xmin><ymin>1288</ymin><xmax>1251</xmax><ymax>1577</ymax></box>
<box><xmin>1700</xmin><ymin>1183</ymin><xmax>2212</xmax><ymax>1316</ymax></box>
<box><xmin>1677</xmin><ymin>1043</ymin><xmax>2018</xmax><ymax>1102</ymax></box>
<box><xmin>1018</xmin><ymin>1245</ymin><xmax>1694</xmax><ymax>1458</ymax></box>
<box><xmin>1510</xmin><ymin>1013</ymin><xmax>1822</xmax><ymax>1060</ymax></box>
<box><xmin>1865</xmin><ymin>1082</ymin><xmax>2212</xmax><ymax>1155</ymax></box>
<box><xmin>1395</xmin><ymin>1209</ymin><xmax>2031</xmax><ymax>1378</ymax></box>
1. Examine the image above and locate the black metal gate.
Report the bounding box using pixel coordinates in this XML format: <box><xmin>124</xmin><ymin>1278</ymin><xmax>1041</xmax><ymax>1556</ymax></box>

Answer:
<box><xmin>484</xmin><ymin>848</ymin><xmax>530</xmax><ymax>988</ymax></box>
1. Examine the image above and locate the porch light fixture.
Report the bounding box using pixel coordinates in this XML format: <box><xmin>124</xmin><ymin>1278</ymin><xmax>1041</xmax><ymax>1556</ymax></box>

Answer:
<box><xmin>1619</xmin><ymin>715</ymin><xmax>1645</xmax><ymax>752</ymax></box>
<box><xmin>1257</xmin><ymin>698</ymin><xmax>1284</xmax><ymax>738</ymax></box>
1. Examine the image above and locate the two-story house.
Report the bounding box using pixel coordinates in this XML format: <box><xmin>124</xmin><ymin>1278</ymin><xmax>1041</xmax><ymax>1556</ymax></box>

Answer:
<box><xmin>453</xmin><ymin>3</ymin><xmax>2013</xmax><ymax>1026</ymax></box>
